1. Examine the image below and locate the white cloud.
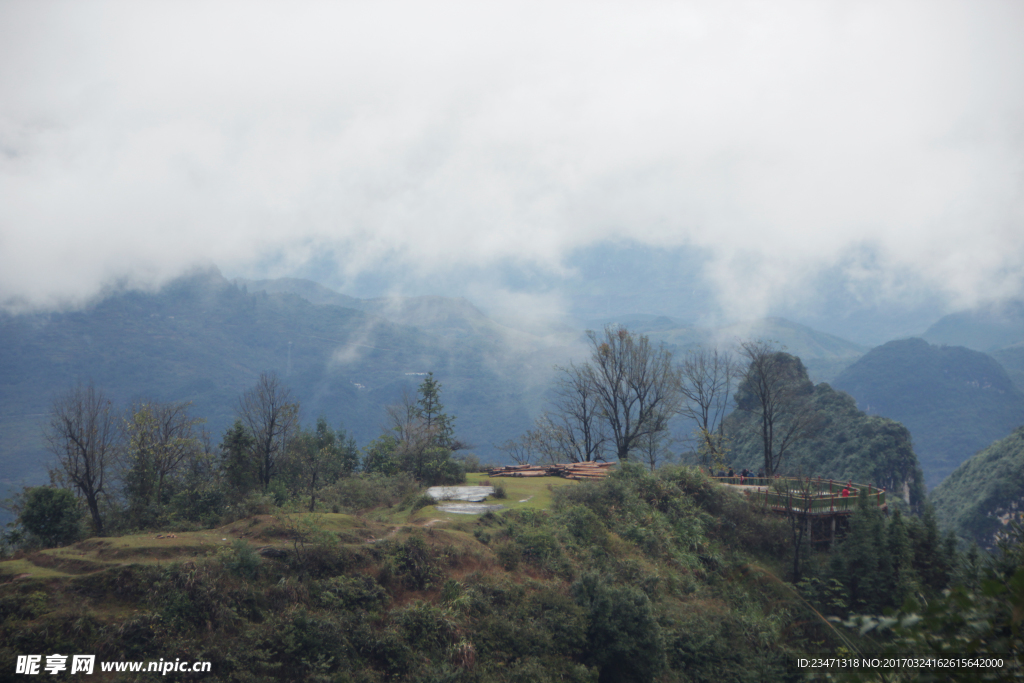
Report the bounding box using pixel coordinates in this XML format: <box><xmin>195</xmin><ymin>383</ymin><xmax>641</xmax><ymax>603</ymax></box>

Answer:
<box><xmin>1</xmin><ymin>0</ymin><xmax>1022</xmax><ymax>316</ymax></box>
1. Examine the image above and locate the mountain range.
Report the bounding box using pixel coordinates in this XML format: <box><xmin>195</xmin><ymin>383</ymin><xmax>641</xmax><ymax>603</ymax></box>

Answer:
<box><xmin>832</xmin><ymin>338</ymin><xmax>1024</xmax><ymax>489</ymax></box>
<box><xmin>4</xmin><ymin>268</ymin><xmax>1024</xmax><ymax>535</ymax></box>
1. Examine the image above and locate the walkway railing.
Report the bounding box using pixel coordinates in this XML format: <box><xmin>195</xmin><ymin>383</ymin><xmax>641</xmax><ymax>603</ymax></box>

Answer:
<box><xmin>711</xmin><ymin>476</ymin><xmax>886</xmax><ymax>515</ymax></box>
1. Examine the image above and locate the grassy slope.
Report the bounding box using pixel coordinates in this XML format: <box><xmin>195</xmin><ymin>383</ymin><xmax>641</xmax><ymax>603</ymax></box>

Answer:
<box><xmin>0</xmin><ymin>468</ymin><xmax>824</xmax><ymax>682</ymax></box>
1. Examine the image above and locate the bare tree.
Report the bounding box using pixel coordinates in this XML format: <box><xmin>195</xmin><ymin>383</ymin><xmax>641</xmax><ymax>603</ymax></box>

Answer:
<box><xmin>736</xmin><ymin>341</ymin><xmax>819</xmax><ymax>477</ymax></box>
<box><xmin>120</xmin><ymin>400</ymin><xmax>204</xmax><ymax>514</ymax></box>
<box><xmin>45</xmin><ymin>382</ymin><xmax>117</xmax><ymax>535</ymax></box>
<box><xmin>547</xmin><ymin>362</ymin><xmax>607</xmax><ymax>462</ymax></box>
<box><xmin>638</xmin><ymin>428</ymin><xmax>676</xmax><ymax>472</ymax></box>
<box><xmin>583</xmin><ymin>326</ymin><xmax>682</xmax><ymax>462</ymax></box>
<box><xmin>678</xmin><ymin>347</ymin><xmax>737</xmax><ymax>470</ymax></box>
<box><xmin>496</xmin><ymin>432</ymin><xmax>538</xmax><ymax>466</ymax></box>
<box><xmin>238</xmin><ymin>372</ymin><xmax>299</xmax><ymax>491</ymax></box>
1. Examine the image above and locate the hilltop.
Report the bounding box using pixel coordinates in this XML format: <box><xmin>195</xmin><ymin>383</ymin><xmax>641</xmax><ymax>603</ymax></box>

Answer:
<box><xmin>722</xmin><ymin>357</ymin><xmax>926</xmax><ymax>507</ymax></box>
<box><xmin>832</xmin><ymin>338</ymin><xmax>1024</xmax><ymax>488</ymax></box>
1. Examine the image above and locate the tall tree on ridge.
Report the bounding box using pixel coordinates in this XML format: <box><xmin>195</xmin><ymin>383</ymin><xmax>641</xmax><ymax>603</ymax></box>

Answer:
<box><xmin>45</xmin><ymin>381</ymin><xmax>117</xmax><ymax>535</ymax></box>
<box><xmin>238</xmin><ymin>372</ymin><xmax>298</xmax><ymax>491</ymax></box>
<box><xmin>583</xmin><ymin>326</ymin><xmax>681</xmax><ymax>462</ymax></box>
<box><xmin>736</xmin><ymin>341</ymin><xmax>818</xmax><ymax>477</ymax></box>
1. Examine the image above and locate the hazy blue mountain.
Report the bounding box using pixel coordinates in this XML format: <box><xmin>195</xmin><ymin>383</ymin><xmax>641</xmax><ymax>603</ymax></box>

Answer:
<box><xmin>593</xmin><ymin>315</ymin><xmax>867</xmax><ymax>384</ymax></box>
<box><xmin>930</xmin><ymin>426</ymin><xmax>1024</xmax><ymax>549</ymax></box>
<box><xmin>235</xmin><ymin>277</ymin><xmax>364</xmax><ymax>309</ymax></box>
<box><xmin>551</xmin><ymin>242</ymin><xmax>949</xmax><ymax>346</ymax></box>
<box><xmin>992</xmin><ymin>343</ymin><xmax>1024</xmax><ymax>395</ymax></box>
<box><xmin>832</xmin><ymin>338</ymin><xmax>1024</xmax><ymax>488</ymax></box>
<box><xmin>922</xmin><ymin>300</ymin><xmax>1024</xmax><ymax>352</ymax></box>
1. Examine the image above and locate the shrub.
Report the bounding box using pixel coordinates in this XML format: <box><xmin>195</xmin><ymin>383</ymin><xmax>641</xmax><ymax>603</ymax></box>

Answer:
<box><xmin>555</xmin><ymin>504</ymin><xmax>607</xmax><ymax>547</ymax></box>
<box><xmin>316</xmin><ymin>574</ymin><xmax>389</xmax><ymax>611</ymax></box>
<box><xmin>320</xmin><ymin>473</ymin><xmax>420</xmax><ymax>512</ymax></box>
<box><xmin>169</xmin><ymin>486</ymin><xmax>226</xmax><ymax>527</ymax></box>
<box><xmin>223</xmin><ymin>540</ymin><xmax>261</xmax><ymax>580</ymax></box>
<box><xmin>409</xmin><ymin>493</ymin><xmax>436</xmax><ymax>513</ymax></box>
<box><xmin>391</xmin><ymin>601</ymin><xmax>458</xmax><ymax>655</ymax></box>
<box><xmin>572</xmin><ymin>572</ymin><xmax>666</xmax><ymax>683</ymax></box>
<box><xmin>18</xmin><ymin>487</ymin><xmax>81</xmax><ymax>548</ymax></box>
<box><xmin>382</xmin><ymin>536</ymin><xmax>442</xmax><ymax>590</ymax></box>
<box><xmin>494</xmin><ymin>542</ymin><xmax>520</xmax><ymax>571</ymax></box>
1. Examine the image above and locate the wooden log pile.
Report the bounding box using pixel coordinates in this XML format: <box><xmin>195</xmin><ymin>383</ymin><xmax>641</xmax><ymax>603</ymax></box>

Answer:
<box><xmin>486</xmin><ymin>462</ymin><xmax>616</xmax><ymax>480</ymax></box>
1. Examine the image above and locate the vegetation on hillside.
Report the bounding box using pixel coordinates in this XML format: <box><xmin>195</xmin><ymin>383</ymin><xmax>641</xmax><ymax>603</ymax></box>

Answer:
<box><xmin>930</xmin><ymin>426</ymin><xmax>1024</xmax><ymax>550</ymax></box>
<box><xmin>0</xmin><ymin>464</ymin><xmax>812</xmax><ymax>682</ymax></box>
<box><xmin>6</xmin><ymin>460</ymin><xmax>1018</xmax><ymax>681</ymax></box>
<box><xmin>725</xmin><ymin>357</ymin><xmax>926</xmax><ymax>509</ymax></box>
<box><xmin>5</xmin><ymin>329</ymin><xmax>1020</xmax><ymax>680</ymax></box>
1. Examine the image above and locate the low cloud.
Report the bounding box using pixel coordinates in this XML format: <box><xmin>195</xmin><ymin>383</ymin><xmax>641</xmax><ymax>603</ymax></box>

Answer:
<box><xmin>1</xmin><ymin>1</ymin><xmax>1022</xmax><ymax>318</ymax></box>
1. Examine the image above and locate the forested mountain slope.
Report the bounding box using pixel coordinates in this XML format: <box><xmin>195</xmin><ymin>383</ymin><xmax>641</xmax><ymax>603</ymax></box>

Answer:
<box><xmin>930</xmin><ymin>426</ymin><xmax>1024</xmax><ymax>549</ymax></box>
<box><xmin>832</xmin><ymin>338</ymin><xmax>1024</xmax><ymax>488</ymax></box>
<box><xmin>724</xmin><ymin>355</ymin><xmax>926</xmax><ymax>508</ymax></box>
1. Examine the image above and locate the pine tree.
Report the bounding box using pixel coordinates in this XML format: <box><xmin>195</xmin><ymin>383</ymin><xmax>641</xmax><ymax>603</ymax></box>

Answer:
<box><xmin>837</xmin><ymin>488</ymin><xmax>886</xmax><ymax>612</ymax></box>
<box><xmin>416</xmin><ymin>372</ymin><xmax>455</xmax><ymax>448</ymax></box>
<box><xmin>884</xmin><ymin>507</ymin><xmax>918</xmax><ymax>608</ymax></box>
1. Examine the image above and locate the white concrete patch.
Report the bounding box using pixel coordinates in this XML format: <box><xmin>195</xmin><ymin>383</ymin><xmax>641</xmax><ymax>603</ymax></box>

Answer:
<box><xmin>427</xmin><ymin>485</ymin><xmax>495</xmax><ymax>502</ymax></box>
<box><xmin>436</xmin><ymin>503</ymin><xmax>506</xmax><ymax>515</ymax></box>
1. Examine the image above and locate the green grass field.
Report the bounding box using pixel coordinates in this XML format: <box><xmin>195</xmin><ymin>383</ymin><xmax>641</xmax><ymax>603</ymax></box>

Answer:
<box><xmin>407</xmin><ymin>473</ymin><xmax>579</xmax><ymax>521</ymax></box>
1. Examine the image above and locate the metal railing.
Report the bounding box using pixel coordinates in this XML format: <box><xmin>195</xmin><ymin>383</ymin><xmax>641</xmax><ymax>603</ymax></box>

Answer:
<box><xmin>711</xmin><ymin>476</ymin><xmax>886</xmax><ymax>515</ymax></box>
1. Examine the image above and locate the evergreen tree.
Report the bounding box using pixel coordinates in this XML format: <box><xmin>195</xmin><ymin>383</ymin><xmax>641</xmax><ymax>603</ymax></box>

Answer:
<box><xmin>833</xmin><ymin>489</ymin><xmax>887</xmax><ymax>612</ymax></box>
<box><xmin>220</xmin><ymin>420</ymin><xmax>257</xmax><ymax>499</ymax></box>
<box><xmin>416</xmin><ymin>372</ymin><xmax>454</xmax><ymax>448</ymax></box>
<box><xmin>362</xmin><ymin>433</ymin><xmax>400</xmax><ymax>476</ymax></box>
<box><xmin>908</xmin><ymin>503</ymin><xmax>953</xmax><ymax>596</ymax></box>
<box><xmin>884</xmin><ymin>507</ymin><xmax>918</xmax><ymax>607</ymax></box>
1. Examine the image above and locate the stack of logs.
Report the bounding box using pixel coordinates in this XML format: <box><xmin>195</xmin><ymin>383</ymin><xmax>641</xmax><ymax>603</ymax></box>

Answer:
<box><xmin>486</xmin><ymin>462</ymin><xmax>616</xmax><ymax>481</ymax></box>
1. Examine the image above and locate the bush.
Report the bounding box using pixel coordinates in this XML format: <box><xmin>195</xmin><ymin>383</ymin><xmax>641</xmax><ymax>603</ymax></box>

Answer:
<box><xmin>320</xmin><ymin>473</ymin><xmax>419</xmax><ymax>512</ymax></box>
<box><xmin>223</xmin><ymin>540</ymin><xmax>261</xmax><ymax>580</ymax></box>
<box><xmin>18</xmin><ymin>487</ymin><xmax>81</xmax><ymax>547</ymax></box>
<box><xmin>267</xmin><ymin>479</ymin><xmax>289</xmax><ymax>506</ymax></box>
<box><xmin>316</xmin><ymin>575</ymin><xmax>389</xmax><ymax>611</ymax></box>
<box><xmin>409</xmin><ymin>493</ymin><xmax>436</xmax><ymax>513</ymax></box>
<box><xmin>169</xmin><ymin>485</ymin><xmax>226</xmax><ymax>527</ymax></box>
<box><xmin>235</xmin><ymin>491</ymin><xmax>276</xmax><ymax>519</ymax></box>
<box><xmin>572</xmin><ymin>572</ymin><xmax>666</xmax><ymax>683</ymax></box>
<box><xmin>381</xmin><ymin>536</ymin><xmax>442</xmax><ymax>590</ymax></box>
<box><xmin>494</xmin><ymin>542</ymin><xmax>520</xmax><ymax>571</ymax></box>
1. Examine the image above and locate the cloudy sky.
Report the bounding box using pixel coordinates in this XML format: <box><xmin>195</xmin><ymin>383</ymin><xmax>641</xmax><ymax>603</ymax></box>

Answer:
<box><xmin>1</xmin><ymin>0</ymin><xmax>1022</xmax><ymax>327</ymax></box>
